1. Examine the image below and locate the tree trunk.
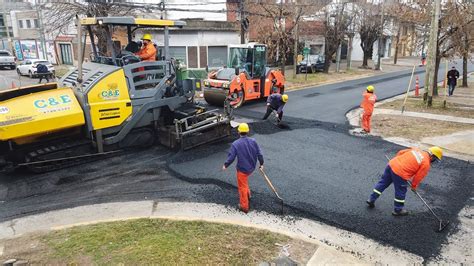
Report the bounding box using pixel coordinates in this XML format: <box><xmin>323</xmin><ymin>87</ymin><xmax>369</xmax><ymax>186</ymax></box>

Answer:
<box><xmin>323</xmin><ymin>37</ymin><xmax>331</xmax><ymax>73</ymax></box>
<box><xmin>393</xmin><ymin>26</ymin><xmax>401</xmax><ymax>64</ymax></box>
<box><xmin>323</xmin><ymin>53</ymin><xmax>331</xmax><ymax>73</ymax></box>
<box><xmin>279</xmin><ymin>39</ymin><xmax>286</xmax><ymax>75</ymax></box>
<box><xmin>362</xmin><ymin>52</ymin><xmax>370</xmax><ymax>68</ymax></box>
<box><xmin>462</xmin><ymin>36</ymin><xmax>468</xmax><ymax>87</ymax></box>
<box><xmin>433</xmin><ymin>55</ymin><xmax>441</xmax><ymax>96</ymax></box>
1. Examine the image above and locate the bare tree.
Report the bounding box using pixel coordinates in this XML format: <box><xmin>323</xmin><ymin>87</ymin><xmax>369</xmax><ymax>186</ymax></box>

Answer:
<box><xmin>321</xmin><ymin>2</ymin><xmax>351</xmax><ymax>73</ymax></box>
<box><xmin>388</xmin><ymin>0</ymin><xmax>430</xmax><ymax>65</ymax></box>
<box><xmin>430</xmin><ymin>0</ymin><xmax>474</xmax><ymax>95</ymax></box>
<box><xmin>451</xmin><ymin>1</ymin><xmax>474</xmax><ymax>87</ymax></box>
<box><xmin>42</xmin><ymin>0</ymin><xmax>144</xmax><ymax>53</ymax></box>
<box><xmin>247</xmin><ymin>0</ymin><xmax>326</xmax><ymax>74</ymax></box>
<box><xmin>356</xmin><ymin>1</ymin><xmax>384</xmax><ymax>69</ymax></box>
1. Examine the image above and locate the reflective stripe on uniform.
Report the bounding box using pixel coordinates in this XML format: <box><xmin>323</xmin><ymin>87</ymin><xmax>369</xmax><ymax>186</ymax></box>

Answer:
<box><xmin>394</xmin><ymin>198</ymin><xmax>405</xmax><ymax>203</ymax></box>
<box><xmin>373</xmin><ymin>189</ymin><xmax>382</xmax><ymax>195</ymax></box>
<box><xmin>411</xmin><ymin>150</ymin><xmax>424</xmax><ymax>165</ymax></box>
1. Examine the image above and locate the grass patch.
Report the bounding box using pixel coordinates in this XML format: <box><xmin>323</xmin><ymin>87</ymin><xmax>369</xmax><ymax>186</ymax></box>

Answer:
<box><xmin>378</xmin><ymin>96</ymin><xmax>474</xmax><ymax>119</ymax></box>
<box><xmin>0</xmin><ymin>218</ymin><xmax>316</xmax><ymax>264</ymax></box>
<box><xmin>286</xmin><ymin>69</ymin><xmax>370</xmax><ymax>89</ymax></box>
<box><xmin>286</xmin><ymin>73</ymin><xmax>328</xmax><ymax>85</ymax></box>
<box><xmin>53</xmin><ymin>65</ymin><xmax>73</xmax><ymax>78</ymax></box>
<box><xmin>372</xmin><ymin>114</ymin><xmax>474</xmax><ymax>141</ymax></box>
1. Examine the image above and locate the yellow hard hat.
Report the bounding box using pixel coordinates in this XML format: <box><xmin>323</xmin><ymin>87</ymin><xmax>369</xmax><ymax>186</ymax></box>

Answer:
<box><xmin>428</xmin><ymin>146</ymin><xmax>443</xmax><ymax>160</ymax></box>
<box><xmin>282</xmin><ymin>94</ymin><xmax>289</xmax><ymax>103</ymax></box>
<box><xmin>367</xmin><ymin>85</ymin><xmax>375</xmax><ymax>92</ymax></box>
<box><xmin>238</xmin><ymin>123</ymin><xmax>250</xmax><ymax>133</ymax></box>
<box><xmin>142</xmin><ymin>33</ymin><xmax>152</xmax><ymax>41</ymax></box>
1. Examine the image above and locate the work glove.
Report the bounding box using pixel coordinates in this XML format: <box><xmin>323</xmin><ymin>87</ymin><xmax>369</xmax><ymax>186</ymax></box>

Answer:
<box><xmin>259</xmin><ymin>165</ymin><xmax>264</xmax><ymax>171</ymax></box>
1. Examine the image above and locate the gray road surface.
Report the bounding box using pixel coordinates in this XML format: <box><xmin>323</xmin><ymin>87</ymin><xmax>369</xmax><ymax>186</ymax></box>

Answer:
<box><xmin>0</xmin><ymin>68</ymin><xmax>38</xmax><ymax>90</ymax></box>
<box><xmin>0</xmin><ymin>61</ymin><xmax>472</xmax><ymax>261</ymax></box>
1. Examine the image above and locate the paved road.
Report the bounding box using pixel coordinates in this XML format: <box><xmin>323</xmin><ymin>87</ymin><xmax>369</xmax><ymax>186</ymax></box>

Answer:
<box><xmin>0</xmin><ymin>68</ymin><xmax>37</xmax><ymax>90</ymax></box>
<box><xmin>1</xmin><ymin>62</ymin><xmax>472</xmax><ymax>261</ymax></box>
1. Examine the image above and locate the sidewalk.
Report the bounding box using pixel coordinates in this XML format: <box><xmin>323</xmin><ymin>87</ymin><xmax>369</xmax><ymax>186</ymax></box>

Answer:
<box><xmin>347</xmin><ymin>73</ymin><xmax>474</xmax><ymax>161</ymax></box>
<box><xmin>0</xmin><ymin>201</ymin><xmax>422</xmax><ymax>264</ymax></box>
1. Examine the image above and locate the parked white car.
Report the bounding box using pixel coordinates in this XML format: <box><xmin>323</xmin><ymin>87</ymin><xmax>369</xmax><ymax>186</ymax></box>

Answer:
<box><xmin>0</xmin><ymin>50</ymin><xmax>16</xmax><ymax>70</ymax></box>
<box><xmin>16</xmin><ymin>59</ymin><xmax>55</xmax><ymax>78</ymax></box>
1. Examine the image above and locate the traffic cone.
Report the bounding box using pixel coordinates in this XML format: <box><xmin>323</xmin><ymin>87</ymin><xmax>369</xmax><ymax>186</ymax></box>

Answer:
<box><xmin>11</xmin><ymin>81</ymin><xmax>16</xmax><ymax>89</ymax></box>
<box><xmin>415</xmin><ymin>76</ymin><xmax>420</xmax><ymax>97</ymax></box>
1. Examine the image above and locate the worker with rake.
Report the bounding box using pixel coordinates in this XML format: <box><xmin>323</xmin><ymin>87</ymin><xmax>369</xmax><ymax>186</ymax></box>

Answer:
<box><xmin>366</xmin><ymin>146</ymin><xmax>443</xmax><ymax>216</ymax></box>
<box><xmin>223</xmin><ymin>123</ymin><xmax>264</xmax><ymax>213</ymax></box>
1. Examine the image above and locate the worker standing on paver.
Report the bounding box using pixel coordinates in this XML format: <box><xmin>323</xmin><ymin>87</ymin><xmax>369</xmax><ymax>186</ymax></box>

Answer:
<box><xmin>366</xmin><ymin>146</ymin><xmax>443</xmax><ymax>216</ymax></box>
<box><xmin>447</xmin><ymin>66</ymin><xmax>460</xmax><ymax>96</ymax></box>
<box><xmin>262</xmin><ymin>93</ymin><xmax>288</xmax><ymax>122</ymax></box>
<box><xmin>222</xmin><ymin>123</ymin><xmax>264</xmax><ymax>213</ymax></box>
<box><xmin>360</xmin><ymin>85</ymin><xmax>377</xmax><ymax>134</ymax></box>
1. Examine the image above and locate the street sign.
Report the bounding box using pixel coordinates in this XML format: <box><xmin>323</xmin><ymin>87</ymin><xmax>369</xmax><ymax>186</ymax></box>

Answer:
<box><xmin>303</xmin><ymin>47</ymin><xmax>310</xmax><ymax>55</ymax></box>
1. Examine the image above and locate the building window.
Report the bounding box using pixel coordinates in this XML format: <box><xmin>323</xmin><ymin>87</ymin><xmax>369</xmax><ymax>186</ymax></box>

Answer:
<box><xmin>169</xmin><ymin>46</ymin><xmax>186</xmax><ymax>65</ymax></box>
<box><xmin>26</xmin><ymin>19</ymin><xmax>31</xmax><ymax>28</ymax></box>
<box><xmin>199</xmin><ymin>46</ymin><xmax>207</xmax><ymax>68</ymax></box>
<box><xmin>19</xmin><ymin>20</ymin><xmax>23</xmax><ymax>29</ymax></box>
<box><xmin>187</xmin><ymin>46</ymin><xmax>198</xmax><ymax>68</ymax></box>
<box><xmin>34</xmin><ymin>19</ymin><xmax>39</xmax><ymax>28</ymax></box>
<box><xmin>208</xmin><ymin>46</ymin><xmax>227</xmax><ymax>68</ymax></box>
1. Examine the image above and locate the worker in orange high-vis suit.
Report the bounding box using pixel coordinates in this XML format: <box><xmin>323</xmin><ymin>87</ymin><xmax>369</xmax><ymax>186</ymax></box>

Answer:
<box><xmin>366</xmin><ymin>146</ymin><xmax>443</xmax><ymax>216</ymax></box>
<box><xmin>223</xmin><ymin>123</ymin><xmax>264</xmax><ymax>213</ymax></box>
<box><xmin>360</xmin><ymin>85</ymin><xmax>377</xmax><ymax>133</ymax></box>
<box><xmin>135</xmin><ymin>33</ymin><xmax>156</xmax><ymax>62</ymax></box>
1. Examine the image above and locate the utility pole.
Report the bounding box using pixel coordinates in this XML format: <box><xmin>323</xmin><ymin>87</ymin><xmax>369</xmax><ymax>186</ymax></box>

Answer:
<box><xmin>424</xmin><ymin>0</ymin><xmax>441</xmax><ymax>106</ymax></box>
<box><xmin>239</xmin><ymin>0</ymin><xmax>245</xmax><ymax>44</ymax></box>
<box><xmin>1</xmin><ymin>0</ymin><xmax>13</xmax><ymax>52</ymax></box>
<box><xmin>293</xmin><ymin>0</ymin><xmax>299</xmax><ymax>78</ymax></box>
<box><xmin>375</xmin><ymin>0</ymin><xmax>384</xmax><ymax>71</ymax></box>
<box><xmin>160</xmin><ymin>0</ymin><xmax>166</xmax><ymax>20</ymax></box>
<box><xmin>35</xmin><ymin>0</ymin><xmax>48</xmax><ymax>61</ymax></box>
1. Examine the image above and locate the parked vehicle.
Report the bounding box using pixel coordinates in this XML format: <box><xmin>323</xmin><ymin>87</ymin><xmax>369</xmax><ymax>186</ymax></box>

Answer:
<box><xmin>0</xmin><ymin>50</ymin><xmax>16</xmax><ymax>70</ymax></box>
<box><xmin>16</xmin><ymin>59</ymin><xmax>55</xmax><ymax>78</ymax></box>
<box><xmin>297</xmin><ymin>54</ymin><xmax>325</xmax><ymax>74</ymax></box>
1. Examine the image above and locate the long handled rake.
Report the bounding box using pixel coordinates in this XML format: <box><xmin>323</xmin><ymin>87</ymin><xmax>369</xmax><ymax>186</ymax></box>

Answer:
<box><xmin>407</xmin><ymin>180</ymin><xmax>450</xmax><ymax>232</ymax></box>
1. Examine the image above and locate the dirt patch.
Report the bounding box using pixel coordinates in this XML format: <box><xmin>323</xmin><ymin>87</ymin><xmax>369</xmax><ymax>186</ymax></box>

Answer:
<box><xmin>0</xmin><ymin>218</ymin><xmax>317</xmax><ymax>264</ymax></box>
<box><xmin>372</xmin><ymin>114</ymin><xmax>474</xmax><ymax>141</ymax></box>
<box><xmin>378</xmin><ymin>96</ymin><xmax>474</xmax><ymax>119</ymax></box>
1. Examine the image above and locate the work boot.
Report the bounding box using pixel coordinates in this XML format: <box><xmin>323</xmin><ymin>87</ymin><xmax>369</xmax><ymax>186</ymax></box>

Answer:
<box><xmin>392</xmin><ymin>209</ymin><xmax>409</xmax><ymax>216</ymax></box>
<box><xmin>366</xmin><ymin>200</ymin><xmax>375</xmax><ymax>208</ymax></box>
<box><xmin>238</xmin><ymin>205</ymin><xmax>249</xmax><ymax>214</ymax></box>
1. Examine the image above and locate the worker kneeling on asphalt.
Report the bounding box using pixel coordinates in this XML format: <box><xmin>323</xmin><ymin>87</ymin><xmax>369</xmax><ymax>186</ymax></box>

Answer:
<box><xmin>262</xmin><ymin>93</ymin><xmax>288</xmax><ymax>122</ymax></box>
<box><xmin>222</xmin><ymin>123</ymin><xmax>264</xmax><ymax>213</ymax></box>
<box><xmin>366</xmin><ymin>146</ymin><xmax>443</xmax><ymax>216</ymax></box>
<box><xmin>360</xmin><ymin>85</ymin><xmax>377</xmax><ymax>133</ymax></box>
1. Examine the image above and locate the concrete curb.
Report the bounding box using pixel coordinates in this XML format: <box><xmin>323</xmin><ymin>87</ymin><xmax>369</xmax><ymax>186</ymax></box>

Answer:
<box><xmin>0</xmin><ymin>201</ymin><xmax>422</xmax><ymax>264</ymax></box>
<box><xmin>345</xmin><ymin>90</ymin><xmax>474</xmax><ymax>161</ymax></box>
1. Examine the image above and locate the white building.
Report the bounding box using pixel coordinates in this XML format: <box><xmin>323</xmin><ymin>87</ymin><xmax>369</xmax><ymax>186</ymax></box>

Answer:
<box><xmin>39</xmin><ymin>0</ymin><xmax>238</xmax><ymax>67</ymax></box>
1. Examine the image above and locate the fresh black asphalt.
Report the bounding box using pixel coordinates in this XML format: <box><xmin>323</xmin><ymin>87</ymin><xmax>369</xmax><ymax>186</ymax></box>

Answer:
<box><xmin>1</xmin><ymin>62</ymin><xmax>473</xmax><ymax>261</ymax></box>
